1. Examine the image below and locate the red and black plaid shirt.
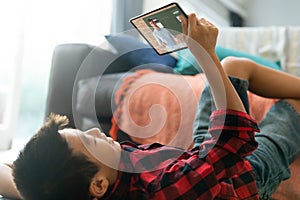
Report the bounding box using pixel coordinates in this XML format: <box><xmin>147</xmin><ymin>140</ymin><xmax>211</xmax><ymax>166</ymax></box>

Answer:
<box><xmin>103</xmin><ymin>110</ymin><xmax>260</xmax><ymax>200</ymax></box>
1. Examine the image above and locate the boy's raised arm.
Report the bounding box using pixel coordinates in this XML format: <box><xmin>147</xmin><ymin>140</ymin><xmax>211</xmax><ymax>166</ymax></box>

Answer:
<box><xmin>181</xmin><ymin>14</ymin><xmax>246</xmax><ymax>113</ymax></box>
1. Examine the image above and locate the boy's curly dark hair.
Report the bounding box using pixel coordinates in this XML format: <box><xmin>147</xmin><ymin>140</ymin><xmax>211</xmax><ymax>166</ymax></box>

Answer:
<box><xmin>13</xmin><ymin>113</ymin><xmax>100</xmax><ymax>200</ymax></box>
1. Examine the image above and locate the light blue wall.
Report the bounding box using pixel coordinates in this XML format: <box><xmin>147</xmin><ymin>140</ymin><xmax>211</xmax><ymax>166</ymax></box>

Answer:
<box><xmin>245</xmin><ymin>0</ymin><xmax>300</xmax><ymax>26</ymax></box>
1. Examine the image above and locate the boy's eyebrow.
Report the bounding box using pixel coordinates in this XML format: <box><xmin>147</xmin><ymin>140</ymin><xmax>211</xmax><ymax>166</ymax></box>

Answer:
<box><xmin>77</xmin><ymin>132</ymin><xmax>92</xmax><ymax>145</ymax></box>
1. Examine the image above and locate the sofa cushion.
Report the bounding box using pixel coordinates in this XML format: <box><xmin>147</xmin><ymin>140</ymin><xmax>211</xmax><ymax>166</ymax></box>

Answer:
<box><xmin>76</xmin><ymin>73</ymin><xmax>130</xmax><ymax>121</ymax></box>
<box><xmin>105</xmin><ymin>34</ymin><xmax>177</xmax><ymax>72</ymax></box>
<box><xmin>174</xmin><ymin>46</ymin><xmax>281</xmax><ymax>75</ymax></box>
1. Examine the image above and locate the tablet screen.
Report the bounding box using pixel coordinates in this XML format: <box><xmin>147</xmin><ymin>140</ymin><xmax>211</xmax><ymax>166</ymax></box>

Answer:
<box><xmin>130</xmin><ymin>3</ymin><xmax>188</xmax><ymax>55</ymax></box>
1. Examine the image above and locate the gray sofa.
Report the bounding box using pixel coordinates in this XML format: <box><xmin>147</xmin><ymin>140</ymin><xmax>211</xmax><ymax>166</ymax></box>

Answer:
<box><xmin>44</xmin><ymin>35</ymin><xmax>177</xmax><ymax>142</ymax></box>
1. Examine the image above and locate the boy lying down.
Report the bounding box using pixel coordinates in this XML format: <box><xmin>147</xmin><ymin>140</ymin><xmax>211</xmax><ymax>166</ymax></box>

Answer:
<box><xmin>1</xmin><ymin>14</ymin><xmax>300</xmax><ymax>200</ymax></box>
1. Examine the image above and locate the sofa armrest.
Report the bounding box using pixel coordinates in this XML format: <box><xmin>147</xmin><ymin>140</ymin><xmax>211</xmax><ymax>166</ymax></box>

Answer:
<box><xmin>45</xmin><ymin>43</ymin><xmax>110</xmax><ymax>128</ymax></box>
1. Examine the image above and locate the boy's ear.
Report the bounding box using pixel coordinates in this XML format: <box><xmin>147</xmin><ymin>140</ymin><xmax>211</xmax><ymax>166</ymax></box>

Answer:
<box><xmin>89</xmin><ymin>176</ymin><xmax>109</xmax><ymax>198</ymax></box>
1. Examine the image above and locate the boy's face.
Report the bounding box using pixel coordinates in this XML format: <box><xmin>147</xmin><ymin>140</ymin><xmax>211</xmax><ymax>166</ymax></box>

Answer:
<box><xmin>59</xmin><ymin>128</ymin><xmax>121</xmax><ymax>170</ymax></box>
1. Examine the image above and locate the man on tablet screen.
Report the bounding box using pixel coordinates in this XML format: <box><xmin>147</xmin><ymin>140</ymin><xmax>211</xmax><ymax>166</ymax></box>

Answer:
<box><xmin>148</xmin><ymin>18</ymin><xmax>179</xmax><ymax>51</ymax></box>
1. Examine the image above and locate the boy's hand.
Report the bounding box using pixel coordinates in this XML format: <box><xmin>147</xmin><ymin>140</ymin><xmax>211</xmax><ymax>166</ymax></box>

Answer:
<box><xmin>180</xmin><ymin>13</ymin><xmax>246</xmax><ymax>112</ymax></box>
<box><xmin>181</xmin><ymin>13</ymin><xmax>218</xmax><ymax>55</ymax></box>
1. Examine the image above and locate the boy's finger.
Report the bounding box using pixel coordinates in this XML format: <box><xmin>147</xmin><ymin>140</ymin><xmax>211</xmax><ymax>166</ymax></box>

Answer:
<box><xmin>199</xmin><ymin>18</ymin><xmax>210</xmax><ymax>27</ymax></box>
<box><xmin>180</xmin><ymin>16</ymin><xmax>188</xmax><ymax>35</ymax></box>
<box><xmin>188</xmin><ymin>13</ymin><xmax>197</xmax><ymax>28</ymax></box>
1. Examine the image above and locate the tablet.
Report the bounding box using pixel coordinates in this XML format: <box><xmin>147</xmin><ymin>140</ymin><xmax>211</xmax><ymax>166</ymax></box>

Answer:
<box><xmin>130</xmin><ymin>2</ymin><xmax>188</xmax><ymax>55</ymax></box>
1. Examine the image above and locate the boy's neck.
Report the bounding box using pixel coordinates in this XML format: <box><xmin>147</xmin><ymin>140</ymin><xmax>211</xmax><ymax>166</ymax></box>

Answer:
<box><xmin>109</xmin><ymin>168</ymin><xmax>119</xmax><ymax>185</ymax></box>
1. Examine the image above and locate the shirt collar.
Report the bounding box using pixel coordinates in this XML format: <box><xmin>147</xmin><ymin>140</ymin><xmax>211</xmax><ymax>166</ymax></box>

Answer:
<box><xmin>103</xmin><ymin>169</ymin><xmax>131</xmax><ymax>199</ymax></box>
<box><xmin>102</xmin><ymin>143</ymin><xmax>136</xmax><ymax>199</ymax></box>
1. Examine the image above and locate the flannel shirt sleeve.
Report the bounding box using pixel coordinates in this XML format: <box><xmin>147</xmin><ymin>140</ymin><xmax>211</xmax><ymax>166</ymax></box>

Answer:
<box><xmin>203</xmin><ymin>109</ymin><xmax>259</xmax><ymax>180</ymax></box>
<box><xmin>209</xmin><ymin>109</ymin><xmax>259</xmax><ymax>156</ymax></box>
